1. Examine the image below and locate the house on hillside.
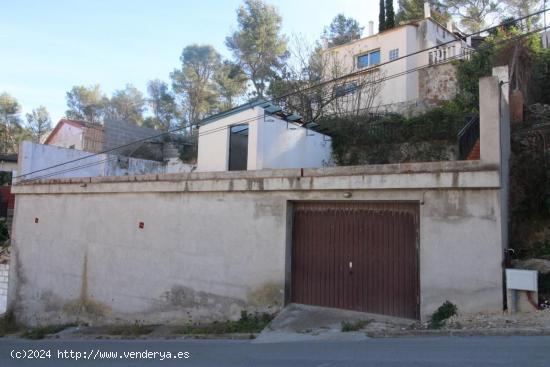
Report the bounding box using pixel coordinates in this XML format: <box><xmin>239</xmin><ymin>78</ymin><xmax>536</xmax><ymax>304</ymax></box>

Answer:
<box><xmin>45</xmin><ymin>118</ymin><xmax>190</xmax><ymax>162</ymax></box>
<box><xmin>322</xmin><ymin>2</ymin><xmax>472</xmax><ymax>115</ymax></box>
<box><xmin>0</xmin><ymin>154</ymin><xmax>17</xmax><ymax>174</ymax></box>
<box><xmin>197</xmin><ymin>100</ymin><xmax>332</xmax><ymax>172</ymax></box>
<box><xmin>44</xmin><ymin>119</ymin><xmax>104</xmax><ymax>153</ymax></box>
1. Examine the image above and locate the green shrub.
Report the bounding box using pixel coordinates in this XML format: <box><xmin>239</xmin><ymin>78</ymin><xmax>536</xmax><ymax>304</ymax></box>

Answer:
<box><xmin>22</xmin><ymin>324</ymin><xmax>75</xmax><ymax>340</ymax></box>
<box><xmin>0</xmin><ymin>219</ymin><xmax>9</xmax><ymax>244</ymax></box>
<box><xmin>428</xmin><ymin>301</ymin><xmax>458</xmax><ymax>329</ymax></box>
<box><xmin>317</xmin><ymin>104</ymin><xmax>467</xmax><ymax>165</ymax></box>
<box><xmin>178</xmin><ymin>311</ymin><xmax>274</xmax><ymax>335</ymax></box>
<box><xmin>341</xmin><ymin>319</ymin><xmax>371</xmax><ymax>332</ymax></box>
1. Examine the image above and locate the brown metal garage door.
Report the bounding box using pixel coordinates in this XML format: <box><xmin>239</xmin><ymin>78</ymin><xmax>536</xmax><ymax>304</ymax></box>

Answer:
<box><xmin>291</xmin><ymin>202</ymin><xmax>420</xmax><ymax>320</ymax></box>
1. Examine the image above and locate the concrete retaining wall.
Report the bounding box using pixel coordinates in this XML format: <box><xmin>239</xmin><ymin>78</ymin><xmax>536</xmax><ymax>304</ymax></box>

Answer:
<box><xmin>9</xmin><ymin>161</ymin><xmax>504</xmax><ymax>325</ymax></box>
<box><xmin>17</xmin><ymin>142</ymin><xmax>193</xmax><ymax>182</ymax></box>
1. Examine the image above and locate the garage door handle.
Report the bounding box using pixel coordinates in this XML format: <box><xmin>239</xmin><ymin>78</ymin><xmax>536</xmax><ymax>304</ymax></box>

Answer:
<box><xmin>349</xmin><ymin>261</ymin><xmax>353</xmax><ymax>273</ymax></box>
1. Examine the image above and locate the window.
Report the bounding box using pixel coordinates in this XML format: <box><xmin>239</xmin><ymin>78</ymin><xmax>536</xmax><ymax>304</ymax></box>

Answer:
<box><xmin>333</xmin><ymin>81</ymin><xmax>357</xmax><ymax>97</ymax></box>
<box><xmin>389</xmin><ymin>48</ymin><xmax>399</xmax><ymax>61</ymax></box>
<box><xmin>357</xmin><ymin>54</ymin><xmax>369</xmax><ymax>69</ymax></box>
<box><xmin>228</xmin><ymin>124</ymin><xmax>249</xmax><ymax>171</ymax></box>
<box><xmin>356</xmin><ymin>50</ymin><xmax>381</xmax><ymax>69</ymax></box>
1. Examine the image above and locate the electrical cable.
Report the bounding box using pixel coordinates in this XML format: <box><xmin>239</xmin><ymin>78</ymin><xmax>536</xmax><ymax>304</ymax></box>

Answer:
<box><xmin>16</xmin><ymin>11</ymin><xmax>550</xmax><ymax>182</ymax></box>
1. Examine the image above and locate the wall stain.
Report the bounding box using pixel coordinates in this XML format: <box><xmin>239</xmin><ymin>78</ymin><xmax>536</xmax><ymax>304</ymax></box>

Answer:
<box><xmin>247</xmin><ymin>282</ymin><xmax>284</xmax><ymax>307</ymax></box>
<box><xmin>158</xmin><ymin>285</ymin><xmax>247</xmax><ymax>322</ymax></box>
<box><xmin>62</xmin><ymin>252</ymin><xmax>110</xmax><ymax>320</ymax></box>
<box><xmin>254</xmin><ymin>201</ymin><xmax>284</xmax><ymax>218</ymax></box>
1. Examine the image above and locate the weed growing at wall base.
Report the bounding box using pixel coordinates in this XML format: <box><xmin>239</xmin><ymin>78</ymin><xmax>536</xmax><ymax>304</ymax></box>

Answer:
<box><xmin>22</xmin><ymin>324</ymin><xmax>76</xmax><ymax>340</ymax></box>
<box><xmin>178</xmin><ymin>311</ymin><xmax>274</xmax><ymax>335</ymax></box>
<box><xmin>428</xmin><ymin>301</ymin><xmax>458</xmax><ymax>329</ymax></box>
<box><xmin>0</xmin><ymin>311</ymin><xmax>18</xmax><ymax>337</ymax></box>
<box><xmin>341</xmin><ymin>319</ymin><xmax>372</xmax><ymax>332</ymax></box>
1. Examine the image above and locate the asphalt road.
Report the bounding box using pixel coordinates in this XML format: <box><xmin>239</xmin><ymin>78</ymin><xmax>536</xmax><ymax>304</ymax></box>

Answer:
<box><xmin>1</xmin><ymin>335</ymin><xmax>549</xmax><ymax>366</ymax></box>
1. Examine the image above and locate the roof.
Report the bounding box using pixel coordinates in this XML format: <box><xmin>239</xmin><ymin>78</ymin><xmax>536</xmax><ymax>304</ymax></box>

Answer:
<box><xmin>44</xmin><ymin>119</ymin><xmax>89</xmax><ymax>144</ymax></box>
<box><xmin>325</xmin><ymin>17</ymin><xmax>462</xmax><ymax>52</ymax></box>
<box><xmin>0</xmin><ymin>154</ymin><xmax>17</xmax><ymax>163</ymax></box>
<box><xmin>201</xmin><ymin>99</ymin><xmax>304</xmax><ymax>125</ymax></box>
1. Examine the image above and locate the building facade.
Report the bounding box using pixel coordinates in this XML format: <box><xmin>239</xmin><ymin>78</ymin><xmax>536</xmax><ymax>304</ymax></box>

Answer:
<box><xmin>322</xmin><ymin>5</ymin><xmax>470</xmax><ymax>115</ymax></box>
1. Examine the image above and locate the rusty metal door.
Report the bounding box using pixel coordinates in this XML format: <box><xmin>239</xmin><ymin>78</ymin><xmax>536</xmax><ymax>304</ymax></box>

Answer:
<box><xmin>291</xmin><ymin>202</ymin><xmax>420</xmax><ymax>319</ymax></box>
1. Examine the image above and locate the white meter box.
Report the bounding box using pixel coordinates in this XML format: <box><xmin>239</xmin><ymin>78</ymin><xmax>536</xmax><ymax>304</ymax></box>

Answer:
<box><xmin>506</xmin><ymin>269</ymin><xmax>538</xmax><ymax>291</ymax></box>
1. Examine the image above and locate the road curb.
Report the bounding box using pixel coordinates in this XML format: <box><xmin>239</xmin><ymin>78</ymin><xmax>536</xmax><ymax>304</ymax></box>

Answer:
<box><xmin>366</xmin><ymin>328</ymin><xmax>550</xmax><ymax>338</ymax></box>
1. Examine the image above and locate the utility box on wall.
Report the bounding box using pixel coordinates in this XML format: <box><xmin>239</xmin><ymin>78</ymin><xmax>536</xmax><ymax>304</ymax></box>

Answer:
<box><xmin>506</xmin><ymin>269</ymin><xmax>538</xmax><ymax>313</ymax></box>
<box><xmin>506</xmin><ymin>269</ymin><xmax>537</xmax><ymax>291</ymax></box>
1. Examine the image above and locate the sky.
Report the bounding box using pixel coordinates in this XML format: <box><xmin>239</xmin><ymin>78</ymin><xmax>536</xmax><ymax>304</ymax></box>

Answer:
<box><xmin>0</xmin><ymin>0</ymin><xmax>384</xmax><ymax>123</ymax></box>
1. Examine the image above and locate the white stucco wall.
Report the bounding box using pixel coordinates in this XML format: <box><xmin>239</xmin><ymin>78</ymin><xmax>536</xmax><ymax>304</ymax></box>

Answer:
<box><xmin>17</xmin><ymin>142</ymin><xmax>168</xmax><ymax>181</ymax></box>
<box><xmin>324</xmin><ymin>18</ymin><xmax>468</xmax><ymax>113</ymax></box>
<box><xmin>197</xmin><ymin>107</ymin><xmax>263</xmax><ymax>172</ymax></box>
<box><xmin>197</xmin><ymin>107</ymin><xmax>332</xmax><ymax>172</ymax></box>
<box><xmin>260</xmin><ymin>117</ymin><xmax>332</xmax><ymax>169</ymax></box>
<box><xmin>0</xmin><ymin>161</ymin><xmax>17</xmax><ymax>173</ymax></box>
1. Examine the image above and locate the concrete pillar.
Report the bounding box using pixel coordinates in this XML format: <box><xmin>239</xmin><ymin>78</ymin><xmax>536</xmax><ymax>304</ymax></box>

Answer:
<box><xmin>479</xmin><ymin>66</ymin><xmax>510</xmax><ymax>256</ymax></box>
<box><xmin>424</xmin><ymin>2</ymin><xmax>431</xmax><ymax>18</ymax></box>
<box><xmin>492</xmin><ymin>66</ymin><xmax>510</xmax><ymax>252</ymax></box>
<box><xmin>15</xmin><ymin>141</ymin><xmax>34</xmax><ymax>183</ymax></box>
<box><xmin>479</xmin><ymin>76</ymin><xmax>501</xmax><ymax>164</ymax></box>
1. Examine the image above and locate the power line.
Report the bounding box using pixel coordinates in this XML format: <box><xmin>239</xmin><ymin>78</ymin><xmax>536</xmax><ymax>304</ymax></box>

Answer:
<box><xmin>19</xmin><ymin>114</ymin><xmax>268</xmax><ymax>182</ymax></box>
<box><xmin>16</xmin><ymin>9</ymin><xmax>549</xmax><ymax>182</ymax></box>
<box><xmin>270</xmin><ymin>7</ymin><xmax>550</xmax><ymax>103</ymax></box>
<box><xmin>20</xmin><ymin>22</ymin><xmax>548</xmax><ymax>183</ymax></box>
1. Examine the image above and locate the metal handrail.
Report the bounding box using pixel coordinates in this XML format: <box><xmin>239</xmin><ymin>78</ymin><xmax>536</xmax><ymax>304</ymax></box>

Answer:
<box><xmin>457</xmin><ymin>115</ymin><xmax>480</xmax><ymax>160</ymax></box>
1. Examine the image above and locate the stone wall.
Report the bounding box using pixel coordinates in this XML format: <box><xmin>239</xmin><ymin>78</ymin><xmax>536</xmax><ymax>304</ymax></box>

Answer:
<box><xmin>418</xmin><ymin>63</ymin><xmax>458</xmax><ymax>107</ymax></box>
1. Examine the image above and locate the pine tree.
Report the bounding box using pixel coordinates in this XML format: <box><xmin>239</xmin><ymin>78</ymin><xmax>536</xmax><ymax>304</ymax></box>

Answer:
<box><xmin>379</xmin><ymin>0</ymin><xmax>386</xmax><ymax>31</ymax></box>
<box><xmin>385</xmin><ymin>0</ymin><xmax>395</xmax><ymax>29</ymax></box>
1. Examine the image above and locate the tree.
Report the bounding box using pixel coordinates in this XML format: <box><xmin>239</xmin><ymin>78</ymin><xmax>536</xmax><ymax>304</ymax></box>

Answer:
<box><xmin>145</xmin><ymin>79</ymin><xmax>179</xmax><ymax>131</ymax></box>
<box><xmin>445</xmin><ymin>0</ymin><xmax>500</xmax><ymax>33</ymax></box>
<box><xmin>380</xmin><ymin>0</ymin><xmax>386</xmax><ymax>32</ymax></box>
<box><xmin>396</xmin><ymin>0</ymin><xmax>450</xmax><ymax>24</ymax></box>
<box><xmin>503</xmin><ymin>0</ymin><xmax>540</xmax><ymax>30</ymax></box>
<box><xmin>456</xmin><ymin>28</ymin><xmax>540</xmax><ymax>108</ymax></box>
<box><xmin>323</xmin><ymin>14</ymin><xmax>364</xmax><ymax>47</ymax></box>
<box><xmin>170</xmin><ymin>44</ymin><xmax>221</xmax><ymax>125</ymax></box>
<box><xmin>106</xmin><ymin>84</ymin><xmax>145</xmax><ymax>125</ymax></box>
<box><xmin>0</xmin><ymin>93</ymin><xmax>31</xmax><ymax>154</ymax></box>
<box><xmin>225</xmin><ymin>0</ymin><xmax>288</xmax><ymax>97</ymax></box>
<box><xmin>0</xmin><ymin>93</ymin><xmax>24</xmax><ymax>153</ymax></box>
<box><xmin>214</xmin><ymin>61</ymin><xmax>248</xmax><ymax>110</ymax></box>
<box><xmin>268</xmin><ymin>35</ymin><xmax>384</xmax><ymax>121</ymax></box>
<box><xmin>386</xmin><ymin>0</ymin><xmax>396</xmax><ymax>29</ymax></box>
<box><xmin>25</xmin><ymin>106</ymin><xmax>51</xmax><ymax>143</ymax></box>
<box><xmin>65</xmin><ymin>85</ymin><xmax>107</xmax><ymax>123</ymax></box>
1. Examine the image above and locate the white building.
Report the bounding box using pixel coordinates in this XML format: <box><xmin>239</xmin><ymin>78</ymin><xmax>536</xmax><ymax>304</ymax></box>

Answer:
<box><xmin>197</xmin><ymin>100</ymin><xmax>332</xmax><ymax>172</ymax></box>
<box><xmin>323</xmin><ymin>2</ymin><xmax>471</xmax><ymax>114</ymax></box>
